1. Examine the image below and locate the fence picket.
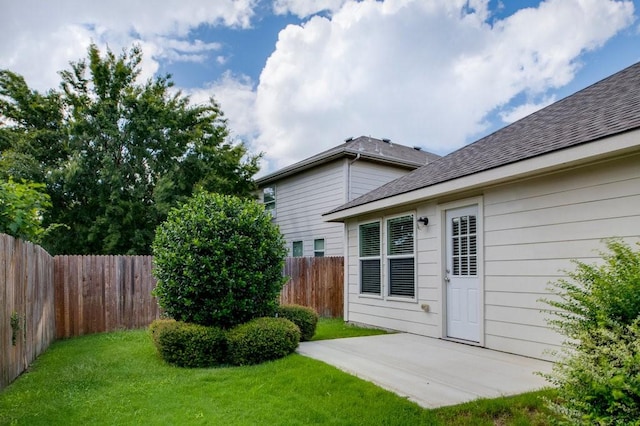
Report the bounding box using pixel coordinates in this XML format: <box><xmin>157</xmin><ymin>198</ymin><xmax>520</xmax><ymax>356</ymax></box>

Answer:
<box><xmin>280</xmin><ymin>257</ymin><xmax>344</xmax><ymax>318</ymax></box>
<box><xmin>0</xmin><ymin>235</ymin><xmax>56</xmax><ymax>390</ymax></box>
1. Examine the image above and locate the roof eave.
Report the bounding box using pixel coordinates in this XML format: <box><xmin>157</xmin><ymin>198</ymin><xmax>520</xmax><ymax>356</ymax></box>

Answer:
<box><xmin>323</xmin><ymin>129</ymin><xmax>640</xmax><ymax>222</ymax></box>
<box><xmin>256</xmin><ymin>150</ymin><xmax>427</xmax><ymax>186</ymax></box>
<box><xmin>255</xmin><ymin>150</ymin><xmax>347</xmax><ymax>185</ymax></box>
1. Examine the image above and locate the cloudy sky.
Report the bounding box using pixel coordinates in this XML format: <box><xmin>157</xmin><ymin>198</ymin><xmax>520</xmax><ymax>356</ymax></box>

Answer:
<box><xmin>1</xmin><ymin>0</ymin><xmax>639</xmax><ymax>175</ymax></box>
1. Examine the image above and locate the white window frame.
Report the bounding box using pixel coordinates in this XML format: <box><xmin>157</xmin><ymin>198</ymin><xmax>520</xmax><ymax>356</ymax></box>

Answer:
<box><xmin>358</xmin><ymin>220</ymin><xmax>382</xmax><ymax>297</ymax></box>
<box><xmin>263</xmin><ymin>186</ymin><xmax>276</xmax><ymax>217</ymax></box>
<box><xmin>314</xmin><ymin>238</ymin><xmax>325</xmax><ymax>257</ymax></box>
<box><xmin>385</xmin><ymin>213</ymin><xmax>416</xmax><ymax>300</ymax></box>
<box><xmin>292</xmin><ymin>240</ymin><xmax>303</xmax><ymax>257</ymax></box>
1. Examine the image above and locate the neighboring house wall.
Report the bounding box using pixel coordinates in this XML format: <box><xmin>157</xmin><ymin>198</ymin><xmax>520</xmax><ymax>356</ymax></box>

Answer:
<box><xmin>349</xmin><ymin>161</ymin><xmax>411</xmax><ymax>201</ymax></box>
<box><xmin>344</xmin><ymin>152</ymin><xmax>640</xmax><ymax>360</ymax></box>
<box><xmin>261</xmin><ymin>159</ymin><xmax>419</xmax><ymax>257</ymax></box>
<box><xmin>268</xmin><ymin>161</ymin><xmax>346</xmax><ymax>257</ymax></box>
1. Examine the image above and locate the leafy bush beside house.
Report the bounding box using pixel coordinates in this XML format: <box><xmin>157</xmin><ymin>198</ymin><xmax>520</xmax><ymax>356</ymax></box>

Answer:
<box><xmin>152</xmin><ymin>192</ymin><xmax>288</xmax><ymax>329</ymax></box>
<box><xmin>543</xmin><ymin>240</ymin><xmax>640</xmax><ymax>424</ymax></box>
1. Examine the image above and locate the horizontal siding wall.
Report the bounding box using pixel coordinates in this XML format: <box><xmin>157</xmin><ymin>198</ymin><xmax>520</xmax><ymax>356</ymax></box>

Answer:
<box><xmin>267</xmin><ymin>159</ymin><xmax>417</xmax><ymax>258</ymax></box>
<box><xmin>483</xmin><ymin>153</ymin><xmax>640</xmax><ymax>359</ymax></box>
<box><xmin>272</xmin><ymin>161</ymin><xmax>346</xmax><ymax>256</ymax></box>
<box><xmin>350</xmin><ymin>161</ymin><xmax>410</xmax><ymax>200</ymax></box>
<box><xmin>344</xmin><ymin>152</ymin><xmax>640</xmax><ymax>361</ymax></box>
<box><xmin>345</xmin><ymin>203</ymin><xmax>441</xmax><ymax>337</ymax></box>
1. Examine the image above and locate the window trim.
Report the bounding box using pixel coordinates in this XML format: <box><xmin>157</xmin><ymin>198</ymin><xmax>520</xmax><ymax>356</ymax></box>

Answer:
<box><xmin>313</xmin><ymin>238</ymin><xmax>325</xmax><ymax>257</ymax></box>
<box><xmin>358</xmin><ymin>220</ymin><xmax>382</xmax><ymax>297</ymax></box>
<box><xmin>292</xmin><ymin>240</ymin><xmax>303</xmax><ymax>257</ymax></box>
<box><xmin>357</xmin><ymin>213</ymin><xmax>417</xmax><ymax>301</ymax></box>
<box><xmin>263</xmin><ymin>185</ymin><xmax>276</xmax><ymax>217</ymax></box>
<box><xmin>385</xmin><ymin>213</ymin><xmax>416</xmax><ymax>299</ymax></box>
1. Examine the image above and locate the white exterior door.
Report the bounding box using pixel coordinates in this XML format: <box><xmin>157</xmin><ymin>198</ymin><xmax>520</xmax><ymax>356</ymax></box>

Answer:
<box><xmin>445</xmin><ymin>205</ymin><xmax>480</xmax><ymax>342</ymax></box>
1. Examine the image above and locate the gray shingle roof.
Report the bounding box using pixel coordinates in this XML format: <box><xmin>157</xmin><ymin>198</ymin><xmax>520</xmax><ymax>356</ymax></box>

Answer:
<box><xmin>328</xmin><ymin>61</ymin><xmax>640</xmax><ymax>214</ymax></box>
<box><xmin>256</xmin><ymin>136</ymin><xmax>440</xmax><ymax>185</ymax></box>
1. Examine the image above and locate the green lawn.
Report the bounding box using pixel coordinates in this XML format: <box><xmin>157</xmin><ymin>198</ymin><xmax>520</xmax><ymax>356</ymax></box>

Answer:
<box><xmin>0</xmin><ymin>319</ymin><xmax>554</xmax><ymax>425</ymax></box>
<box><xmin>310</xmin><ymin>318</ymin><xmax>389</xmax><ymax>341</ymax></box>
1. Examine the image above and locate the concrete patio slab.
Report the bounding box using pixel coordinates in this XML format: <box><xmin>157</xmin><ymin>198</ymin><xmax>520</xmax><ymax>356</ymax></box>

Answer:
<box><xmin>297</xmin><ymin>333</ymin><xmax>553</xmax><ymax>409</ymax></box>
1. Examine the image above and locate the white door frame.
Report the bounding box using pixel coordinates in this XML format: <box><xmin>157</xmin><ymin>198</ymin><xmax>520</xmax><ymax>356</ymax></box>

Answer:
<box><xmin>437</xmin><ymin>197</ymin><xmax>484</xmax><ymax>346</ymax></box>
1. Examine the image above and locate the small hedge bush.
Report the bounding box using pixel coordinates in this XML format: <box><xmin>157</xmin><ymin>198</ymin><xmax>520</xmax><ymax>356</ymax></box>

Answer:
<box><xmin>227</xmin><ymin>317</ymin><xmax>300</xmax><ymax>366</ymax></box>
<box><xmin>149</xmin><ymin>318</ymin><xmax>177</xmax><ymax>348</ymax></box>
<box><xmin>150</xmin><ymin>319</ymin><xmax>228</xmax><ymax>368</ymax></box>
<box><xmin>277</xmin><ymin>304</ymin><xmax>319</xmax><ymax>341</ymax></box>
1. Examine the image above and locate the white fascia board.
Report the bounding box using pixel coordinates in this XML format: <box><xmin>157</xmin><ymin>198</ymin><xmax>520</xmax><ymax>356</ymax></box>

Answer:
<box><xmin>323</xmin><ymin>129</ymin><xmax>640</xmax><ymax>222</ymax></box>
<box><xmin>256</xmin><ymin>151</ymin><xmax>346</xmax><ymax>186</ymax></box>
<box><xmin>257</xmin><ymin>150</ymin><xmax>420</xmax><ymax>186</ymax></box>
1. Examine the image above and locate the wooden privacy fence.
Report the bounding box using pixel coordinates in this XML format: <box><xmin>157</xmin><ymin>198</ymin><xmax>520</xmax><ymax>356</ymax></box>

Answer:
<box><xmin>54</xmin><ymin>255</ymin><xmax>160</xmax><ymax>339</ymax></box>
<box><xmin>1</xmin><ymin>234</ymin><xmax>56</xmax><ymax>390</ymax></box>
<box><xmin>1</xmin><ymin>232</ymin><xmax>344</xmax><ymax>389</ymax></box>
<box><xmin>280</xmin><ymin>256</ymin><xmax>344</xmax><ymax>318</ymax></box>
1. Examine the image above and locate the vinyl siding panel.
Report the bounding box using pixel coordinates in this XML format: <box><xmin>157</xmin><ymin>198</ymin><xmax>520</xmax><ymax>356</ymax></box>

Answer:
<box><xmin>344</xmin><ymin>203</ymin><xmax>441</xmax><ymax>338</ymax></box>
<box><xmin>350</xmin><ymin>162</ymin><xmax>412</xmax><ymax>200</ymax></box>
<box><xmin>344</xmin><ymin>151</ymin><xmax>640</xmax><ymax>360</ymax></box>
<box><xmin>270</xmin><ymin>161</ymin><xmax>346</xmax><ymax>257</ymax></box>
<box><xmin>483</xmin><ymin>153</ymin><xmax>640</xmax><ymax>359</ymax></box>
<box><xmin>260</xmin><ymin>159</ymin><xmax>419</xmax><ymax>257</ymax></box>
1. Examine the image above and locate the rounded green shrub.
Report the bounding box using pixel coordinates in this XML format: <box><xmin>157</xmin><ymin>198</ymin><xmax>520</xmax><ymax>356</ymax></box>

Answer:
<box><xmin>276</xmin><ymin>304</ymin><xmax>319</xmax><ymax>341</ymax></box>
<box><xmin>151</xmin><ymin>320</ymin><xmax>228</xmax><ymax>368</ymax></box>
<box><xmin>149</xmin><ymin>318</ymin><xmax>177</xmax><ymax>348</ymax></box>
<box><xmin>227</xmin><ymin>317</ymin><xmax>300</xmax><ymax>366</ymax></box>
<box><xmin>152</xmin><ymin>192</ymin><xmax>288</xmax><ymax>328</ymax></box>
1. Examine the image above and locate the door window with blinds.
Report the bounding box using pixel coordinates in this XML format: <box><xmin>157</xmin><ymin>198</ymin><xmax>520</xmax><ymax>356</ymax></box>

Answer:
<box><xmin>359</xmin><ymin>221</ymin><xmax>381</xmax><ymax>295</ymax></box>
<box><xmin>451</xmin><ymin>214</ymin><xmax>477</xmax><ymax>276</ymax></box>
<box><xmin>386</xmin><ymin>215</ymin><xmax>415</xmax><ymax>298</ymax></box>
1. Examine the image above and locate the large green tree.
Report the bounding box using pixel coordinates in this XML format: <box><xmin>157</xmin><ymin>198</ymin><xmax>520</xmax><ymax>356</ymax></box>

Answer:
<box><xmin>0</xmin><ymin>44</ymin><xmax>259</xmax><ymax>255</ymax></box>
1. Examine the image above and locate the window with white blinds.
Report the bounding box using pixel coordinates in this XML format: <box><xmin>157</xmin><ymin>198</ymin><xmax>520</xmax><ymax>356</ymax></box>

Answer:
<box><xmin>386</xmin><ymin>215</ymin><xmax>415</xmax><ymax>298</ymax></box>
<box><xmin>359</xmin><ymin>221</ymin><xmax>381</xmax><ymax>295</ymax></box>
<box><xmin>451</xmin><ymin>214</ymin><xmax>477</xmax><ymax>276</ymax></box>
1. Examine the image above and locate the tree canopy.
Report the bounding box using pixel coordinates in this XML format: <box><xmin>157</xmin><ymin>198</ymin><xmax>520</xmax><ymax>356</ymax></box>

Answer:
<box><xmin>0</xmin><ymin>178</ymin><xmax>52</xmax><ymax>243</ymax></box>
<box><xmin>0</xmin><ymin>44</ymin><xmax>260</xmax><ymax>255</ymax></box>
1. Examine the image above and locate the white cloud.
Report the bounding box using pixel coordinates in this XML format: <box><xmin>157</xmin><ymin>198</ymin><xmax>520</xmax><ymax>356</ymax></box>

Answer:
<box><xmin>250</xmin><ymin>0</ymin><xmax>635</xmax><ymax>170</ymax></box>
<box><xmin>0</xmin><ymin>0</ymin><xmax>636</xmax><ymax>177</ymax></box>
<box><xmin>273</xmin><ymin>0</ymin><xmax>350</xmax><ymax>18</ymax></box>
<box><xmin>499</xmin><ymin>96</ymin><xmax>557</xmax><ymax>124</ymax></box>
<box><xmin>187</xmin><ymin>72</ymin><xmax>259</xmax><ymax>141</ymax></box>
<box><xmin>0</xmin><ymin>0</ymin><xmax>257</xmax><ymax>91</ymax></box>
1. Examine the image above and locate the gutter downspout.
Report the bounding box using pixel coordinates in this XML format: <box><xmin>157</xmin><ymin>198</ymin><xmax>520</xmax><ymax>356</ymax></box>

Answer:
<box><xmin>346</xmin><ymin>153</ymin><xmax>361</xmax><ymax>202</ymax></box>
<box><xmin>344</xmin><ymin>153</ymin><xmax>360</xmax><ymax>323</ymax></box>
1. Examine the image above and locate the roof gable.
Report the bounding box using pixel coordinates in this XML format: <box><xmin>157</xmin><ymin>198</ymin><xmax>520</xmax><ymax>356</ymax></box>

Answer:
<box><xmin>256</xmin><ymin>136</ymin><xmax>440</xmax><ymax>185</ymax></box>
<box><xmin>329</xmin><ymin>61</ymin><xmax>640</xmax><ymax>214</ymax></box>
